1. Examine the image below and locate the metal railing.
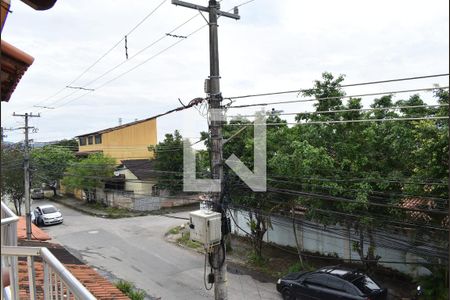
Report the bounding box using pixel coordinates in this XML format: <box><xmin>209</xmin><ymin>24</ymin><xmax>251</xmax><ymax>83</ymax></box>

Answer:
<box><xmin>1</xmin><ymin>246</ymin><xmax>96</xmax><ymax>300</ymax></box>
<box><xmin>1</xmin><ymin>201</ymin><xmax>96</xmax><ymax>300</ymax></box>
<box><xmin>1</xmin><ymin>201</ymin><xmax>19</xmax><ymax>300</ymax></box>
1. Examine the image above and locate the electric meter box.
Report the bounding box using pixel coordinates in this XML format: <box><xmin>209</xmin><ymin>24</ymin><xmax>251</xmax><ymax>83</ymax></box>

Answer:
<box><xmin>189</xmin><ymin>210</ymin><xmax>222</xmax><ymax>246</ymax></box>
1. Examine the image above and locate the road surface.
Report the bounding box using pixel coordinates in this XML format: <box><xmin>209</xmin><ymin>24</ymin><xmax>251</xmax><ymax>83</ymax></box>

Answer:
<box><xmin>34</xmin><ymin>200</ymin><xmax>280</xmax><ymax>300</ymax></box>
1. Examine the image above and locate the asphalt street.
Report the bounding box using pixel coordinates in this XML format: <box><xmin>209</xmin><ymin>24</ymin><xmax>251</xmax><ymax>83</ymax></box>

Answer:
<box><xmin>34</xmin><ymin>200</ymin><xmax>280</xmax><ymax>300</ymax></box>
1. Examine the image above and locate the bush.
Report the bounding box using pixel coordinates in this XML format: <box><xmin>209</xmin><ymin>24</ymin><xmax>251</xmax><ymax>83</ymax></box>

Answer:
<box><xmin>248</xmin><ymin>251</ymin><xmax>268</xmax><ymax>267</ymax></box>
<box><xmin>168</xmin><ymin>226</ymin><xmax>180</xmax><ymax>235</ymax></box>
<box><xmin>115</xmin><ymin>280</ymin><xmax>133</xmax><ymax>294</ymax></box>
<box><xmin>416</xmin><ymin>268</ymin><xmax>449</xmax><ymax>300</ymax></box>
<box><xmin>115</xmin><ymin>280</ymin><xmax>145</xmax><ymax>300</ymax></box>
<box><xmin>287</xmin><ymin>261</ymin><xmax>314</xmax><ymax>273</ymax></box>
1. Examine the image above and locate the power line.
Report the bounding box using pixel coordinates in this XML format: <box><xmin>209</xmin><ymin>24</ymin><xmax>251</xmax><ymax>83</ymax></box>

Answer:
<box><xmin>225</xmin><ymin>116</ymin><xmax>449</xmax><ymax>126</ymax></box>
<box><xmin>227</xmin><ymin>86</ymin><xmax>449</xmax><ymax>109</ymax></box>
<box><xmin>52</xmin><ymin>24</ymin><xmax>207</xmax><ymax>110</ymax></box>
<box><xmin>225</xmin><ymin>73</ymin><xmax>450</xmax><ymax>100</ymax></box>
<box><xmin>33</xmin><ymin>0</ymin><xmax>257</xmax><ymax>112</ymax></box>
<box><xmin>31</xmin><ymin>0</ymin><xmax>169</xmax><ymax>109</ymax></box>
<box><xmin>227</xmin><ymin>104</ymin><xmax>449</xmax><ymax>119</ymax></box>
<box><xmin>228</xmin><ymin>205</ymin><xmax>448</xmax><ymax>262</ymax></box>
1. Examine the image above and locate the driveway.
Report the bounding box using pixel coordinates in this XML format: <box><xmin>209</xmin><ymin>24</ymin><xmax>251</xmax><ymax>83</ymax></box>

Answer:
<box><xmin>33</xmin><ymin>200</ymin><xmax>280</xmax><ymax>300</ymax></box>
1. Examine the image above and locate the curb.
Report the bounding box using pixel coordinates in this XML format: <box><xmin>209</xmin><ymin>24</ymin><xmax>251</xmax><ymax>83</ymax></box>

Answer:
<box><xmin>51</xmin><ymin>198</ymin><xmax>109</xmax><ymax>218</ymax></box>
<box><xmin>164</xmin><ymin>231</ymin><xmax>277</xmax><ymax>283</ymax></box>
<box><xmin>51</xmin><ymin>197</ymin><xmax>151</xmax><ymax>219</ymax></box>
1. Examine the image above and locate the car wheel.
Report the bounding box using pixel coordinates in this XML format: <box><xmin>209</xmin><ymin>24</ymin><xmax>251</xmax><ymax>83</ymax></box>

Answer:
<box><xmin>282</xmin><ymin>287</ymin><xmax>293</xmax><ymax>300</ymax></box>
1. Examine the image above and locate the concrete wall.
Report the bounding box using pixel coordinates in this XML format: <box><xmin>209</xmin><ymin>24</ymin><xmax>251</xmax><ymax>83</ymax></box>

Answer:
<box><xmin>231</xmin><ymin>209</ymin><xmax>432</xmax><ymax>278</ymax></box>
<box><xmin>96</xmin><ymin>188</ymin><xmax>160</xmax><ymax>211</ymax></box>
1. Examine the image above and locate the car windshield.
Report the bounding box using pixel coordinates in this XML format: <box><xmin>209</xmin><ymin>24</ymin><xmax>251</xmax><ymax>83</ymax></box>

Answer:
<box><xmin>352</xmin><ymin>275</ymin><xmax>381</xmax><ymax>294</ymax></box>
<box><xmin>42</xmin><ymin>207</ymin><xmax>57</xmax><ymax>214</ymax></box>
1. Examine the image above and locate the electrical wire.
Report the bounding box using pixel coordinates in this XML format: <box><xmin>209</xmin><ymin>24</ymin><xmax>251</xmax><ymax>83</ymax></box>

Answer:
<box><xmin>227</xmin><ymin>86</ymin><xmax>449</xmax><ymax>108</ymax></box>
<box><xmin>225</xmin><ymin>116</ymin><xmax>448</xmax><ymax>126</ymax></box>
<box><xmin>30</xmin><ymin>0</ymin><xmax>169</xmax><ymax>110</ymax></box>
<box><xmin>227</xmin><ymin>104</ymin><xmax>449</xmax><ymax>119</ymax></box>
<box><xmin>225</xmin><ymin>73</ymin><xmax>450</xmax><ymax>100</ymax></box>
<box><xmin>227</xmin><ymin>206</ymin><xmax>447</xmax><ymax>265</ymax></box>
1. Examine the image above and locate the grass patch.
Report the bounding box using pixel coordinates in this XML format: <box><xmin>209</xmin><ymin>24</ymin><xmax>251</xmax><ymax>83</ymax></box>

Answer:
<box><xmin>177</xmin><ymin>231</ymin><xmax>202</xmax><ymax>249</ymax></box>
<box><xmin>85</xmin><ymin>202</ymin><xmax>133</xmax><ymax>218</ymax></box>
<box><xmin>115</xmin><ymin>280</ymin><xmax>146</xmax><ymax>300</ymax></box>
<box><xmin>168</xmin><ymin>226</ymin><xmax>181</xmax><ymax>235</ymax></box>
<box><xmin>287</xmin><ymin>261</ymin><xmax>315</xmax><ymax>273</ymax></box>
<box><xmin>248</xmin><ymin>251</ymin><xmax>268</xmax><ymax>268</ymax></box>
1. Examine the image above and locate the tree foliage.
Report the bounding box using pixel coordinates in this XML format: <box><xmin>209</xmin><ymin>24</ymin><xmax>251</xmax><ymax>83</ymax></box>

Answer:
<box><xmin>153</xmin><ymin>130</ymin><xmax>207</xmax><ymax>194</ymax></box>
<box><xmin>61</xmin><ymin>153</ymin><xmax>115</xmax><ymax>202</ymax></box>
<box><xmin>222</xmin><ymin>72</ymin><xmax>448</xmax><ymax>268</ymax></box>
<box><xmin>1</xmin><ymin>144</ymin><xmax>25</xmax><ymax>214</ymax></box>
<box><xmin>153</xmin><ymin>130</ymin><xmax>184</xmax><ymax>194</ymax></box>
<box><xmin>31</xmin><ymin>145</ymin><xmax>76</xmax><ymax>195</ymax></box>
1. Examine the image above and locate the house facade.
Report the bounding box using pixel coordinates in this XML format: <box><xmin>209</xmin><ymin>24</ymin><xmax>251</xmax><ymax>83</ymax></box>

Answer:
<box><xmin>76</xmin><ymin>117</ymin><xmax>157</xmax><ymax>162</ymax></box>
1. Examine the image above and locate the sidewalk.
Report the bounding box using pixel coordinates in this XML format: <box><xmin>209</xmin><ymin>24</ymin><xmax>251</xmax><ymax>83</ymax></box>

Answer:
<box><xmin>51</xmin><ymin>196</ymin><xmax>146</xmax><ymax>218</ymax></box>
<box><xmin>51</xmin><ymin>196</ymin><xmax>196</xmax><ymax>219</ymax></box>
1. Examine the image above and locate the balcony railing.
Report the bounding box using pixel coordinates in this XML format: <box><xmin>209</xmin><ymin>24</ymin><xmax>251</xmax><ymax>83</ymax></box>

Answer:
<box><xmin>1</xmin><ymin>201</ymin><xmax>95</xmax><ymax>300</ymax></box>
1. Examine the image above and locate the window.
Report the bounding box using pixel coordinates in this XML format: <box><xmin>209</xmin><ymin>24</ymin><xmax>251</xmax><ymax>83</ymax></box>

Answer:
<box><xmin>88</xmin><ymin>136</ymin><xmax>93</xmax><ymax>145</ymax></box>
<box><xmin>352</xmin><ymin>275</ymin><xmax>381</xmax><ymax>294</ymax></box>
<box><xmin>95</xmin><ymin>134</ymin><xmax>102</xmax><ymax>144</ymax></box>
<box><xmin>79</xmin><ymin>137</ymin><xmax>86</xmax><ymax>146</ymax></box>
<box><xmin>152</xmin><ymin>185</ymin><xmax>160</xmax><ymax>196</ymax></box>
<box><xmin>326</xmin><ymin>276</ymin><xmax>346</xmax><ymax>292</ymax></box>
<box><xmin>304</xmin><ymin>274</ymin><xmax>328</xmax><ymax>287</ymax></box>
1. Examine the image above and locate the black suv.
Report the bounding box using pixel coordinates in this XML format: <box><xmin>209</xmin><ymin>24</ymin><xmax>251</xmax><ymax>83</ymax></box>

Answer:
<box><xmin>276</xmin><ymin>266</ymin><xmax>387</xmax><ymax>300</ymax></box>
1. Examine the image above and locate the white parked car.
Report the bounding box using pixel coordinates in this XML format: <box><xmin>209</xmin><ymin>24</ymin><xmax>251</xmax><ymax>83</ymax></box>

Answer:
<box><xmin>32</xmin><ymin>205</ymin><xmax>63</xmax><ymax>226</ymax></box>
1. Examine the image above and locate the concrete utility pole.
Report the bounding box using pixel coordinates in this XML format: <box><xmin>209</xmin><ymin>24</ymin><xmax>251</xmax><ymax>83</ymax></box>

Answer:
<box><xmin>13</xmin><ymin>112</ymin><xmax>40</xmax><ymax>240</ymax></box>
<box><xmin>1</xmin><ymin>127</ymin><xmax>5</xmax><ymax>143</ymax></box>
<box><xmin>172</xmin><ymin>1</ymin><xmax>239</xmax><ymax>299</ymax></box>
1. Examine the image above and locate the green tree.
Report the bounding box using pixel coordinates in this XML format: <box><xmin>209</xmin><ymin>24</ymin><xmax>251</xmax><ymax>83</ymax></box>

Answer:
<box><xmin>61</xmin><ymin>153</ymin><xmax>115</xmax><ymax>202</ymax></box>
<box><xmin>1</xmin><ymin>144</ymin><xmax>25</xmax><ymax>214</ymax></box>
<box><xmin>52</xmin><ymin>138</ymin><xmax>79</xmax><ymax>152</ymax></box>
<box><xmin>31</xmin><ymin>145</ymin><xmax>76</xmax><ymax>196</ymax></box>
<box><xmin>153</xmin><ymin>130</ymin><xmax>184</xmax><ymax>194</ymax></box>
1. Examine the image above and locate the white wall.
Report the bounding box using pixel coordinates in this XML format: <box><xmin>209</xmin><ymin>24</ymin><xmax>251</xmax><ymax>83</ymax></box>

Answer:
<box><xmin>231</xmin><ymin>209</ymin><xmax>432</xmax><ymax>277</ymax></box>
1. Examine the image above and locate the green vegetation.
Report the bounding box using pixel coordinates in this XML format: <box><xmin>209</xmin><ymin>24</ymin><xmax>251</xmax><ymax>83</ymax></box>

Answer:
<box><xmin>416</xmin><ymin>268</ymin><xmax>449</xmax><ymax>300</ymax></box>
<box><xmin>152</xmin><ymin>130</ymin><xmax>184</xmax><ymax>194</ymax></box>
<box><xmin>201</xmin><ymin>73</ymin><xmax>449</xmax><ymax>275</ymax></box>
<box><xmin>31</xmin><ymin>145</ymin><xmax>76</xmax><ymax>196</ymax></box>
<box><xmin>61</xmin><ymin>153</ymin><xmax>116</xmax><ymax>202</ymax></box>
<box><xmin>115</xmin><ymin>280</ymin><xmax>145</xmax><ymax>300</ymax></box>
<box><xmin>168</xmin><ymin>226</ymin><xmax>181</xmax><ymax>235</ymax></box>
<box><xmin>247</xmin><ymin>250</ymin><xmax>268</xmax><ymax>268</ymax></box>
<box><xmin>287</xmin><ymin>261</ymin><xmax>314</xmax><ymax>273</ymax></box>
<box><xmin>176</xmin><ymin>231</ymin><xmax>202</xmax><ymax>249</ymax></box>
<box><xmin>152</xmin><ymin>130</ymin><xmax>209</xmax><ymax>194</ymax></box>
<box><xmin>85</xmin><ymin>202</ymin><xmax>135</xmax><ymax>218</ymax></box>
<box><xmin>1</xmin><ymin>143</ymin><xmax>25</xmax><ymax>214</ymax></box>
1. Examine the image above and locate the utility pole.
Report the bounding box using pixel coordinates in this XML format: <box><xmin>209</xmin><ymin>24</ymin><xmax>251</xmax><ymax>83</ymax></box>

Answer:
<box><xmin>1</xmin><ymin>127</ymin><xmax>5</xmax><ymax>143</ymax></box>
<box><xmin>172</xmin><ymin>1</ymin><xmax>239</xmax><ymax>299</ymax></box>
<box><xmin>13</xmin><ymin>112</ymin><xmax>40</xmax><ymax>240</ymax></box>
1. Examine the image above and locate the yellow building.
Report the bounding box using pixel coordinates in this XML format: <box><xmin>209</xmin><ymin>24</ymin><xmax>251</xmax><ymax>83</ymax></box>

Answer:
<box><xmin>76</xmin><ymin>117</ymin><xmax>157</xmax><ymax>162</ymax></box>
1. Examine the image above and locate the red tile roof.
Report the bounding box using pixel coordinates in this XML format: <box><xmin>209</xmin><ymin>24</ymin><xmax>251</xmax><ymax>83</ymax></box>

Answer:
<box><xmin>18</xmin><ymin>261</ymin><xmax>129</xmax><ymax>300</ymax></box>
<box><xmin>17</xmin><ymin>217</ymin><xmax>51</xmax><ymax>241</ymax></box>
<box><xmin>1</xmin><ymin>40</ymin><xmax>34</xmax><ymax>102</ymax></box>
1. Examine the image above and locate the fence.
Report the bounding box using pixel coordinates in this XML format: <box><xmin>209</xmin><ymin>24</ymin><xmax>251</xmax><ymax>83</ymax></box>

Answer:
<box><xmin>1</xmin><ymin>201</ymin><xmax>95</xmax><ymax>300</ymax></box>
<box><xmin>230</xmin><ymin>209</ymin><xmax>435</xmax><ymax>277</ymax></box>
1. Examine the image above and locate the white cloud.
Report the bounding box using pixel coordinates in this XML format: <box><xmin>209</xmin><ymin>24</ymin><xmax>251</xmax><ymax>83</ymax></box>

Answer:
<box><xmin>1</xmin><ymin>0</ymin><xmax>448</xmax><ymax>143</ymax></box>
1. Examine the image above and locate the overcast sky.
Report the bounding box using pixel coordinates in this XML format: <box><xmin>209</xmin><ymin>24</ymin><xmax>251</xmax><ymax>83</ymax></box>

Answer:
<box><xmin>1</xmin><ymin>0</ymin><xmax>449</xmax><ymax>144</ymax></box>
